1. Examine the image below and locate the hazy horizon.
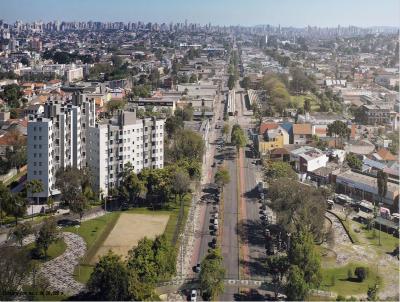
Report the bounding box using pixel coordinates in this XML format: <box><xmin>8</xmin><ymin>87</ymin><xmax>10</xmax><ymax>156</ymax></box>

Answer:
<box><xmin>1</xmin><ymin>0</ymin><xmax>399</xmax><ymax>28</ymax></box>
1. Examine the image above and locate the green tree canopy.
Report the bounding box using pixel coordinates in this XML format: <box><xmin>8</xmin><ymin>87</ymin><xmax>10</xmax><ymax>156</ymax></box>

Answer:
<box><xmin>200</xmin><ymin>248</ymin><xmax>225</xmax><ymax>300</ymax></box>
<box><xmin>35</xmin><ymin>218</ymin><xmax>58</xmax><ymax>258</ymax></box>
<box><xmin>231</xmin><ymin>124</ymin><xmax>247</xmax><ymax>151</ymax></box>
<box><xmin>288</xmin><ymin>228</ymin><xmax>322</xmax><ymax>287</ymax></box>
<box><xmin>88</xmin><ymin>251</ymin><xmax>130</xmax><ymax>301</ymax></box>
<box><xmin>265</xmin><ymin>161</ymin><xmax>297</xmax><ymax>181</ymax></box>
<box><xmin>285</xmin><ymin>265</ymin><xmax>309</xmax><ymax>301</ymax></box>
<box><xmin>346</xmin><ymin>153</ymin><xmax>362</xmax><ymax>170</ymax></box>
<box><xmin>214</xmin><ymin>167</ymin><xmax>230</xmax><ymax>189</ymax></box>
<box><xmin>269</xmin><ymin>178</ymin><xmax>327</xmax><ymax>239</ymax></box>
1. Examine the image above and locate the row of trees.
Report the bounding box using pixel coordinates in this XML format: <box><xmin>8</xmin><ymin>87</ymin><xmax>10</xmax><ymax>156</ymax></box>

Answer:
<box><xmin>264</xmin><ymin>161</ymin><xmax>325</xmax><ymax>300</ymax></box>
<box><xmin>87</xmin><ymin>235</ymin><xmax>175</xmax><ymax>300</ymax></box>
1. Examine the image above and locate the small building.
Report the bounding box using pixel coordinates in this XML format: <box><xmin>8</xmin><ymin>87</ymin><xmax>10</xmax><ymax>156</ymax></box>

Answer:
<box><xmin>293</xmin><ymin>123</ymin><xmax>313</xmax><ymax>145</ymax></box>
<box><xmin>290</xmin><ymin>146</ymin><xmax>329</xmax><ymax>173</ymax></box>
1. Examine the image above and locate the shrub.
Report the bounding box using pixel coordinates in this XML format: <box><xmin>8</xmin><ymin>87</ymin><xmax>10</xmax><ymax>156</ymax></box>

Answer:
<box><xmin>347</xmin><ymin>268</ymin><xmax>353</xmax><ymax>280</ymax></box>
<box><xmin>354</xmin><ymin>267</ymin><xmax>368</xmax><ymax>282</ymax></box>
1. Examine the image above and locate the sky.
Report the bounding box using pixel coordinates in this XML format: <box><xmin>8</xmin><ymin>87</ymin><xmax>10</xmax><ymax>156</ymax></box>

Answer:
<box><xmin>1</xmin><ymin>0</ymin><xmax>399</xmax><ymax>27</ymax></box>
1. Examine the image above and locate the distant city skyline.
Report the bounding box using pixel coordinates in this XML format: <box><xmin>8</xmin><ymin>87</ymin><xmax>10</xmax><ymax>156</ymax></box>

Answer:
<box><xmin>1</xmin><ymin>0</ymin><xmax>399</xmax><ymax>28</ymax></box>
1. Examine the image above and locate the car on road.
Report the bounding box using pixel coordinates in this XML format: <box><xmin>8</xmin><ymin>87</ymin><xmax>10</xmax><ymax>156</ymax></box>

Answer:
<box><xmin>213</xmin><ymin>212</ymin><xmax>219</xmax><ymax>219</ymax></box>
<box><xmin>190</xmin><ymin>290</ymin><xmax>197</xmax><ymax>302</ymax></box>
<box><xmin>210</xmin><ymin>238</ymin><xmax>217</xmax><ymax>248</ymax></box>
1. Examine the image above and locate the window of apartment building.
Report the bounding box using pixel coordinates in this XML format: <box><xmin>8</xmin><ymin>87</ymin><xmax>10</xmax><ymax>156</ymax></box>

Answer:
<box><xmin>39</xmin><ymin>136</ymin><xmax>42</xmax><ymax>140</ymax></box>
<box><xmin>38</xmin><ymin>171</ymin><xmax>42</xmax><ymax>175</ymax></box>
<box><xmin>39</xmin><ymin>127</ymin><xmax>42</xmax><ymax>131</ymax></box>
<box><xmin>34</xmin><ymin>171</ymin><xmax>37</xmax><ymax>175</ymax></box>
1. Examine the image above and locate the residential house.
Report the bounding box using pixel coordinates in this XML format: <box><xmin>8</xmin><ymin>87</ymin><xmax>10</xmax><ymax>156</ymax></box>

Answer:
<box><xmin>290</xmin><ymin>146</ymin><xmax>329</xmax><ymax>173</ymax></box>
<box><xmin>293</xmin><ymin>123</ymin><xmax>313</xmax><ymax>145</ymax></box>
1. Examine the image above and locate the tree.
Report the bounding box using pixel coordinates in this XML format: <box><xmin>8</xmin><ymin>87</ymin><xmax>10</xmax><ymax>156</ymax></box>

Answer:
<box><xmin>88</xmin><ymin>251</ymin><xmax>130</xmax><ymax>301</ymax></box>
<box><xmin>231</xmin><ymin>124</ymin><xmax>246</xmax><ymax>152</ymax></box>
<box><xmin>35</xmin><ymin>218</ymin><xmax>58</xmax><ymax>259</ymax></box>
<box><xmin>25</xmin><ymin>179</ymin><xmax>43</xmax><ymax>202</ymax></box>
<box><xmin>0</xmin><ymin>181</ymin><xmax>11</xmax><ymax>224</ymax></box>
<box><xmin>227</xmin><ymin>75</ymin><xmax>235</xmax><ymax>90</ymax></box>
<box><xmin>189</xmin><ymin>74</ymin><xmax>197</xmax><ymax>83</ymax></box>
<box><xmin>269</xmin><ymin>179</ymin><xmax>327</xmax><ymax>238</ymax></box>
<box><xmin>377</xmin><ymin>171</ymin><xmax>388</xmax><ymax>205</ymax></box>
<box><xmin>127</xmin><ymin>237</ymin><xmax>158</xmax><ymax>285</ymax></box>
<box><xmin>327</xmin><ymin>120</ymin><xmax>350</xmax><ymax>148</ymax></box>
<box><xmin>106</xmin><ymin>99</ymin><xmax>126</xmax><ymax>115</ymax></box>
<box><xmin>285</xmin><ymin>265</ymin><xmax>309</xmax><ymax>301</ymax></box>
<box><xmin>200</xmin><ymin>249</ymin><xmax>225</xmax><ymax>300</ymax></box>
<box><xmin>69</xmin><ymin>194</ymin><xmax>89</xmax><ymax>222</ymax></box>
<box><xmin>171</xmin><ymin>170</ymin><xmax>190</xmax><ymax>204</ymax></box>
<box><xmin>214</xmin><ymin>167</ymin><xmax>230</xmax><ymax>189</ymax></box>
<box><xmin>10</xmin><ymin>223</ymin><xmax>32</xmax><ymax>247</ymax></box>
<box><xmin>290</xmin><ymin>68</ymin><xmax>315</xmax><ymax>94</ymax></box>
<box><xmin>168</xmin><ymin>129</ymin><xmax>205</xmax><ymax>162</ymax></box>
<box><xmin>119</xmin><ymin>163</ymin><xmax>146</xmax><ymax>205</ymax></box>
<box><xmin>0</xmin><ymin>246</ymin><xmax>32</xmax><ymax>300</ymax></box>
<box><xmin>240</xmin><ymin>76</ymin><xmax>251</xmax><ymax>90</ymax></box>
<box><xmin>346</xmin><ymin>153</ymin><xmax>362</xmax><ymax>170</ymax></box>
<box><xmin>288</xmin><ymin>228</ymin><xmax>322</xmax><ymax>287</ymax></box>
<box><xmin>125</xmin><ymin>235</ymin><xmax>177</xmax><ymax>299</ymax></box>
<box><xmin>354</xmin><ymin>267</ymin><xmax>368</xmax><ymax>282</ymax></box>
<box><xmin>267</xmin><ymin>255</ymin><xmax>290</xmax><ymax>299</ymax></box>
<box><xmin>55</xmin><ymin>166</ymin><xmax>91</xmax><ymax>214</ymax></box>
<box><xmin>8</xmin><ymin>193</ymin><xmax>27</xmax><ymax>225</ymax></box>
<box><xmin>222</xmin><ymin>123</ymin><xmax>230</xmax><ymax>142</ymax></box>
<box><xmin>111</xmin><ymin>55</ymin><xmax>123</xmax><ymax>68</ymax></box>
<box><xmin>265</xmin><ymin>161</ymin><xmax>297</xmax><ymax>181</ymax></box>
<box><xmin>304</xmin><ymin>98</ymin><xmax>312</xmax><ymax>112</ymax></box>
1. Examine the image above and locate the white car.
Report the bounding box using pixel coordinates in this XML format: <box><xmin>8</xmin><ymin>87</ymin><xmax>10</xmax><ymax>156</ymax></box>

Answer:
<box><xmin>191</xmin><ymin>289</ymin><xmax>197</xmax><ymax>302</ymax></box>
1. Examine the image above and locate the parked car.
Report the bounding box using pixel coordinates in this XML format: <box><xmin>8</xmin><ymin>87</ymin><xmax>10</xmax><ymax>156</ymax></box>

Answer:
<box><xmin>190</xmin><ymin>290</ymin><xmax>197</xmax><ymax>302</ymax></box>
<box><xmin>194</xmin><ymin>264</ymin><xmax>201</xmax><ymax>273</ymax></box>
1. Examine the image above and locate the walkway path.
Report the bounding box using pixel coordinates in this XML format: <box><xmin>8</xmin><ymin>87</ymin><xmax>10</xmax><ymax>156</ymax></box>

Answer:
<box><xmin>39</xmin><ymin>232</ymin><xmax>87</xmax><ymax>295</ymax></box>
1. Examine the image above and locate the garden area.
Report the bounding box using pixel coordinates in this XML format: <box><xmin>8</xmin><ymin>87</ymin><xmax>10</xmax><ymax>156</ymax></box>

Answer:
<box><xmin>320</xmin><ymin>263</ymin><xmax>381</xmax><ymax>296</ymax></box>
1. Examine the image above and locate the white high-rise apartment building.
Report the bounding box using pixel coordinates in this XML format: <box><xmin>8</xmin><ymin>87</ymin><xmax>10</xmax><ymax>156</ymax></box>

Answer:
<box><xmin>27</xmin><ymin>94</ymin><xmax>165</xmax><ymax>200</ymax></box>
<box><xmin>87</xmin><ymin>110</ymin><xmax>164</xmax><ymax>196</ymax></box>
<box><xmin>27</xmin><ymin>93</ymin><xmax>95</xmax><ymax>199</ymax></box>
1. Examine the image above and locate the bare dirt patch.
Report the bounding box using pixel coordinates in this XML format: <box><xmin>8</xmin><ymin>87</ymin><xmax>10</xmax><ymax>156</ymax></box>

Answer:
<box><xmin>92</xmin><ymin>213</ymin><xmax>169</xmax><ymax>263</ymax></box>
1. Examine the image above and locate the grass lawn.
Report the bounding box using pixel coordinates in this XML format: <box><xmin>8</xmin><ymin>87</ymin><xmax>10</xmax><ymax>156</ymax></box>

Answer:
<box><xmin>319</xmin><ymin>263</ymin><xmax>381</xmax><ymax>296</ymax></box>
<box><xmin>64</xmin><ymin>212</ymin><xmax>120</xmax><ymax>283</ymax></box>
<box><xmin>68</xmin><ymin>195</ymin><xmax>191</xmax><ymax>284</ymax></box>
<box><xmin>25</xmin><ymin>237</ymin><xmax>67</xmax><ymax>262</ymax></box>
<box><xmin>350</xmin><ymin>220</ymin><xmax>399</xmax><ymax>254</ymax></box>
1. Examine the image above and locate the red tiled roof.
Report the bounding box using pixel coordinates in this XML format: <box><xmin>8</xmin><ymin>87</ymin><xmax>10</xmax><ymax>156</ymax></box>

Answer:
<box><xmin>259</xmin><ymin>122</ymin><xmax>278</xmax><ymax>135</ymax></box>
<box><xmin>293</xmin><ymin>123</ymin><xmax>312</xmax><ymax>135</ymax></box>
<box><xmin>376</xmin><ymin>148</ymin><xmax>397</xmax><ymax>161</ymax></box>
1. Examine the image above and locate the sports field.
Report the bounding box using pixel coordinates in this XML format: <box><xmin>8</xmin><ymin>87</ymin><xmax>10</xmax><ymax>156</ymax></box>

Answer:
<box><xmin>92</xmin><ymin>212</ymin><xmax>169</xmax><ymax>263</ymax></box>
